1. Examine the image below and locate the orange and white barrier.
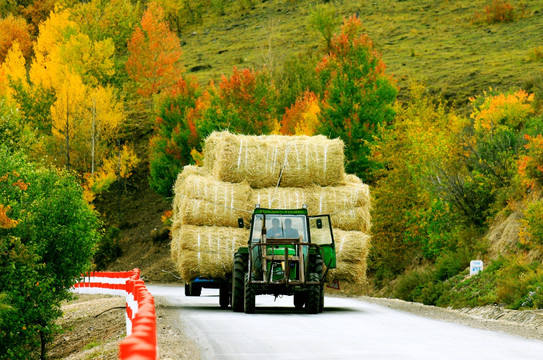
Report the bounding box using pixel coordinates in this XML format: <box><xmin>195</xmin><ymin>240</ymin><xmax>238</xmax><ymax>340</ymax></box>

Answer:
<box><xmin>72</xmin><ymin>269</ymin><xmax>158</xmax><ymax>359</ymax></box>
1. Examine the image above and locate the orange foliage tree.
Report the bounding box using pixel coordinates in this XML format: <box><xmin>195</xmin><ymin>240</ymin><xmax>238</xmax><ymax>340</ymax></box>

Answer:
<box><xmin>0</xmin><ymin>15</ymin><xmax>32</xmax><ymax>62</ymax></box>
<box><xmin>195</xmin><ymin>67</ymin><xmax>279</xmax><ymax>137</ymax></box>
<box><xmin>126</xmin><ymin>1</ymin><xmax>183</xmax><ymax>97</ymax></box>
<box><xmin>280</xmin><ymin>91</ymin><xmax>320</xmax><ymax>136</ymax></box>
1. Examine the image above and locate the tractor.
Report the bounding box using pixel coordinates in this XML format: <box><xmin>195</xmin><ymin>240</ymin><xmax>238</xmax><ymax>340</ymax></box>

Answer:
<box><xmin>231</xmin><ymin>205</ymin><xmax>336</xmax><ymax>314</ymax></box>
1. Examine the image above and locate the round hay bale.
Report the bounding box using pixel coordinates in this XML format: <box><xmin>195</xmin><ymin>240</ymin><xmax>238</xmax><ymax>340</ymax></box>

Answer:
<box><xmin>250</xmin><ymin>181</ymin><xmax>371</xmax><ymax>231</ymax></box>
<box><xmin>333</xmin><ymin>229</ymin><xmax>370</xmax><ymax>263</ymax></box>
<box><xmin>173</xmin><ymin>174</ymin><xmax>252</xmax><ymax>227</ymax></box>
<box><xmin>203</xmin><ymin>131</ymin><xmax>345</xmax><ymax>188</ymax></box>
<box><xmin>171</xmin><ymin>225</ymin><xmax>249</xmax><ymax>281</ymax></box>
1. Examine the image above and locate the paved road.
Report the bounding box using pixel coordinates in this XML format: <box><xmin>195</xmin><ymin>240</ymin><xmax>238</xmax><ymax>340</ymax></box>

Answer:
<box><xmin>147</xmin><ymin>285</ymin><xmax>543</xmax><ymax>360</ymax></box>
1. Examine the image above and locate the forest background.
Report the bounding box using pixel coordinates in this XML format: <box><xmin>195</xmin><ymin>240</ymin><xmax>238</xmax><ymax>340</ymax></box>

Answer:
<box><xmin>1</xmin><ymin>0</ymin><xmax>543</xmax><ymax>358</ymax></box>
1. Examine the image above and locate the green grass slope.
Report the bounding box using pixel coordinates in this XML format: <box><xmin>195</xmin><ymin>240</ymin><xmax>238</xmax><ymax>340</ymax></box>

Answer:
<box><xmin>180</xmin><ymin>0</ymin><xmax>542</xmax><ymax>107</ymax></box>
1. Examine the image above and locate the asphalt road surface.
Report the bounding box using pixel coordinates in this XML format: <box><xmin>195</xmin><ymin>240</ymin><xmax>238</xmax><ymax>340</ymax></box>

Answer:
<box><xmin>147</xmin><ymin>285</ymin><xmax>543</xmax><ymax>360</ymax></box>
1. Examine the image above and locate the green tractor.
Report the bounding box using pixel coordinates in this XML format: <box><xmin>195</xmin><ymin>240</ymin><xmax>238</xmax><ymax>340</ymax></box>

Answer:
<box><xmin>231</xmin><ymin>205</ymin><xmax>336</xmax><ymax>314</ymax></box>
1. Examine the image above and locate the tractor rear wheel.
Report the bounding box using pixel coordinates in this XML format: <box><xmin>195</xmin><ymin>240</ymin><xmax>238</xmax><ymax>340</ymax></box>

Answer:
<box><xmin>232</xmin><ymin>253</ymin><xmax>246</xmax><ymax>312</ymax></box>
<box><xmin>294</xmin><ymin>292</ymin><xmax>306</xmax><ymax>310</ymax></box>
<box><xmin>306</xmin><ymin>273</ymin><xmax>321</xmax><ymax>314</ymax></box>
<box><xmin>244</xmin><ymin>273</ymin><xmax>256</xmax><ymax>313</ymax></box>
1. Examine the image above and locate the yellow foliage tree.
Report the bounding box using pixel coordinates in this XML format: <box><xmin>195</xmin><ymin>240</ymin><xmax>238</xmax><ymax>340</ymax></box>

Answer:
<box><xmin>50</xmin><ymin>71</ymin><xmax>87</xmax><ymax>170</ymax></box>
<box><xmin>30</xmin><ymin>8</ymin><xmax>115</xmax><ymax>89</ymax></box>
<box><xmin>1</xmin><ymin>42</ymin><xmax>29</xmax><ymax>104</ymax></box>
<box><xmin>84</xmin><ymin>85</ymin><xmax>125</xmax><ymax>174</ymax></box>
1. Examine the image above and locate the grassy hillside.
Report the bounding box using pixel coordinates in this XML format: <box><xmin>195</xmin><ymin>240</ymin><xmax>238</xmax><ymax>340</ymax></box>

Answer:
<box><xmin>104</xmin><ymin>0</ymin><xmax>543</xmax><ymax>289</ymax></box>
<box><xmin>180</xmin><ymin>0</ymin><xmax>542</xmax><ymax>108</ymax></box>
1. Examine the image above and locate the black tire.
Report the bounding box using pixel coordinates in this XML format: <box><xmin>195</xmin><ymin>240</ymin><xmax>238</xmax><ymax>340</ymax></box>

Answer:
<box><xmin>192</xmin><ymin>284</ymin><xmax>202</xmax><ymax>296</ymax></box>
<box><xmin>306</xmin><ymin>273</ymin><xmax>320</xmax><ymax>314</ymax></box>
<box><xmin>185</xmin><ymin>283</ymin><xmax>202</xmax><ymax>296</ymax></box>
<box><xmin>219</xmin><ymin>282</ymin><xmax>230</xmax><ymax>309</ymax></box>
<box><xmin>244</xmin><ymin>273</ymin><xmax>256</xmax><ymax>314</ymax></box>
<box><xmin>319</xmin><ymin>286</ymin><xmax>324</xmax><ymax>313</ymax></box>
<box><xmin>294</xmin><ymin>292</ymin><xmax>306</xmax><ymax>310</ymax></box>
<box><xmin>310</xmin><ymin>254</ymin><xmax>323</xmax><ymax>277</ymax></box>
<box><xmin>232</xmin><ymin>253</ymin><xmax>246</xmax><ymax>312</ymax></box>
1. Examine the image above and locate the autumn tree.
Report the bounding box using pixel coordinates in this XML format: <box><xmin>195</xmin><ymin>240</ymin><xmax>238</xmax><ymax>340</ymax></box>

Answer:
<box><xmin>196</xmin><ymin>67</ymin><xmax>279</xmax><ymax>138</ymax></box>
<box><xmin>280</xmin><ymin>90</ymin><xmax>320</xmax><ymax>136</ymax></box>
<box><xmin>126</xmin><ymin>1</ymin><xmax>184</xmax><ymax>98</ymax></box>
<box><xmin>370</xmin><ymin>83</ymin><xmax>467</xmax><ymax>280</ymax></box>
<box><xmin>0</xmin><ymin>15</ymin><xmax>32</xmax><ymax>63</ymax></box>
<box><xmin>0</xmin><ymin>42</ymin><xmax>29</xmax><ymax>104</ymax></box>
<box><xmin>149</xmin><ymin>77</ymin><xmax>201</xmax><ymax>197</ymax></box>
<box><xmin>317</xmin><ymin>15</ymin><xmax>397</xmax><ymax>182</ymax></box>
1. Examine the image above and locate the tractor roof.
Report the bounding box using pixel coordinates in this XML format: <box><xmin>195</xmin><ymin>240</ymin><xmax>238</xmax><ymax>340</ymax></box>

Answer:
<box><xmin>252</xmin><ymin>207</ymin><xmax>308</xmax><ymax>215</ymax></box>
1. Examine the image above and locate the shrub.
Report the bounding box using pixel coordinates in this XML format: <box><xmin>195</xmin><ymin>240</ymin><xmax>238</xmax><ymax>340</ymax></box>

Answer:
<box><xmin>93</xmin><ymin>226</ymin><xmax>121</xmax><ymax>269</ymax></box>
<box><xmin>474</xmin><ymin>0</ymin><xmax>517</xmax><ymax>24</ymax></box>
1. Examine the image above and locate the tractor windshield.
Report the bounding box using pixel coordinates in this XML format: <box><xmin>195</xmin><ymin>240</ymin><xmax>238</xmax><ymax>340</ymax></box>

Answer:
<box><xmin>250</xmin><ymin>214</ymin><xmax>308</xmax><ymax>243</ymax></box>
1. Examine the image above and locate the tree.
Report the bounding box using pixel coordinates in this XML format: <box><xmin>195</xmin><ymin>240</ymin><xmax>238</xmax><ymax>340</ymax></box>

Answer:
<box><xmin>195</xmin><ymin>67</ymin><xmax>279</xmax><ymax>138</ymax></box>
<box><xmin>280</xmin><ymin>90</ymin><xmax>320</xmax><ymax>136</ymax></box>
<box><xmin>0</xmin><ymin>148</ymin><xmax>100</xmax><ymax>359</ymax></box>
<box><xmin>1</xmin><ymin>42</ymin><xmax>29</xmax><ymax>104</ymax></box>
<box><xmin>0</xmin><ymin>15</ymin><xmax>32</xmax><ymax>63</ymax></box>
<box><xmin>126</xmin><ymin>1</ymin><xmax>184</xmax><ymax>97</ymax></box>
<box><xmin>149</xmin><ymin>77</ymin><xmax>201</xmax><ymax>197</ymax></box>
<box><xmin>317</xmin><ymin>15</ymin><xmax>397</xmax><ymax>182</ymax></box>
<box><xmin>309</xmin><ymin>3</ymin><xmax>341</xmax><ymax>51</ymax></box>
<box><xmin>50</xmin><ymin>72</ymin><xmax>87</xmax><ymax>170</ymax></box>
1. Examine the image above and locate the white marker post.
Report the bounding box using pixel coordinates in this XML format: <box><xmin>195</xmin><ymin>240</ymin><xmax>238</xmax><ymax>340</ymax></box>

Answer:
<box><xmin>470</xmin><ymin>260</ymin><xmax>483</xmax><ymax>276</ymax></box>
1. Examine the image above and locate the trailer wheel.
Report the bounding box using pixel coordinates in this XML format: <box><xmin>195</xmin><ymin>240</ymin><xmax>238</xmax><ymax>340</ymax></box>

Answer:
<box><xmin>219</xmin><ymin>282</ymin><xmax>230</xmax><ymax>309</ymax></box>
<box><xmin>306</xmin><ymin>273</ymin><xmax>320</xmax><ymax>314</ymax></box>
<box><xmin>185</xmin><ymin>283</ymin><xmax>202</xmax><ymax>297</ymax></box>
<box><xmin>294</xmin><ymin>292</ymin><xmax>306</xmax><ymax>310</ymax></box>
<box><xmin>232</xmin><ymin>253</ymin><xmax>246</xmax><ymax>312</ymax></box>
<box><xmin>244</xmin><ymin>273</ymin><xmax>256</xmax><ymax>314</ymax></box>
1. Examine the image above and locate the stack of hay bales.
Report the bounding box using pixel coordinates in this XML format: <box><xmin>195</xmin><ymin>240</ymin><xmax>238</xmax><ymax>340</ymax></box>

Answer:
<box><xmin>171</xmin><ymin>131</ymin><xmax>371</xmax><ymax>284</ymax></box>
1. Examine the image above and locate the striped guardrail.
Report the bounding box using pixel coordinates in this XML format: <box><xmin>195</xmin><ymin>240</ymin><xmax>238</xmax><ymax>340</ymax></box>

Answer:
<box><xmin>72</xmin><ymin>269</ymin><xmax>158</xmax><ymax>359</ymax></box>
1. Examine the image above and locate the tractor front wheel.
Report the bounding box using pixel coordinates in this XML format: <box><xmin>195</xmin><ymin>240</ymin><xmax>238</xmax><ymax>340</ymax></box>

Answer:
<box><xmin>244</xmin><ymin>273</ymin><xmax>256</xmax><ymax>314</ymax></box>
<box><xmin>232</xmin><ymin>253</ymin><xmax>246</xmax><ymax>312</ymax></box>
<box><xmin>306</xmin><ymin>273</ymin><xmax>320</xmax><ymax>314</ymax></box>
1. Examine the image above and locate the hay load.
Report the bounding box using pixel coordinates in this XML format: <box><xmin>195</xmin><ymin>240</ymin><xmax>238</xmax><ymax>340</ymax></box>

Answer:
<box><xmin>203</xmin><ymin>131</ymin><xmax>345</xmax><ymax>188</ymax></box>
<box><xmin>171</xmin><ymin>131</ymin><xmax>371</xmax><ymax>285</ymax></box>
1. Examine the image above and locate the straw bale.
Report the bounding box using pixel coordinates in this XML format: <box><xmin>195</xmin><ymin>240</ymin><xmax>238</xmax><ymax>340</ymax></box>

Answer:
<box><xmin>249</xmin><ymin>180</ymin><xmax>371</xmax><ymax>231</ymax></box>
<box><xmin>203</xmin><ymin>131</ymin><xmax>345</xmax><ymax>188</ymax></box>
<box><xmin>333</xmin><ymin>229</ymin><xmax>370</xmax><ymax>263</ymax></box>
<box><xmin>325</xmin><ymin>229</ymin><xmax>370</xmax><ymax>284</ymax></box>
<box><xmin>328</xmin><ymin>259</ymin><xmax>367</xmax><ymax>284</ymax></box>
<box><xmin>172</xmin><ymin>165</ymin><xmax>209</xmax><ymax>219</ymax></box>
<box><xmin>171</xmin><ymin>225</ymin><xmax>249</xmax><ymax>281</ymax></box>
<box><xmin>173</xmin><ymin>174</ymin><xmax>251</xmax><ymax>227</ymax></box>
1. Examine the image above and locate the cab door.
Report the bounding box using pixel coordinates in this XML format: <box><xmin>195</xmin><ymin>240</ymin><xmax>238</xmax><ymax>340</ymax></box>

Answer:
<box><xmin>308</xmin><ymin>215</ymin><xmax>336</xmax><ymax>269</ymax></box>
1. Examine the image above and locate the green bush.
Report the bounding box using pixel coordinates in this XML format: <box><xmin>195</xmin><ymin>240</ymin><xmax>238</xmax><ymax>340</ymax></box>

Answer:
<box><xmin>0</xmin><ymin>147</ymin><xmax>100</xmax><ymax>359</ymax></box>
<box><xmin>93</xmin><ymin>226</ymin><xmax>121</xmax><ymax>269</ymax></box>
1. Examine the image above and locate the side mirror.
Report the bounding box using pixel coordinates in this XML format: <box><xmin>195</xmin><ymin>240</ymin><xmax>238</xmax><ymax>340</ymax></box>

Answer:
<box><xmin>316</xmin><ymin>219</ymin><xmax>322</xmax><ymax>229</ymax></box>
<box><xmin>238</xmin><ymin>218</ymin><xmax>244</xmax><ymax>228</ymax></box>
